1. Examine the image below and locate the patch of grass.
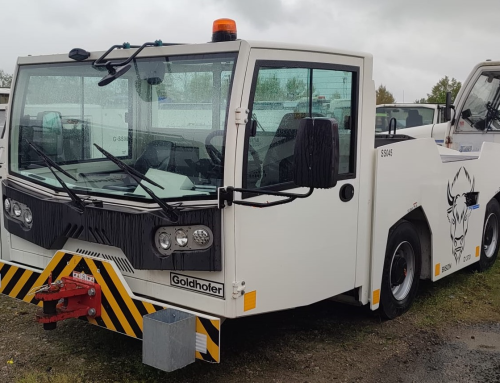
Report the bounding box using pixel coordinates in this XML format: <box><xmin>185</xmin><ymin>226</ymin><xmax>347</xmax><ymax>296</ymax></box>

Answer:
<box><xmin>6</xmin><ymin>257</ymin><xmax>500</xmax><ymax>382</ymax></box>
<box><xmin>411</xmin><ymin>260</ymin><xmax>500</xmax><ymax>327</ymax></box>
<box><xmin>16</xmin><ymin>372</ymin><xmax>85</xmax><ymax>383</ymax></box>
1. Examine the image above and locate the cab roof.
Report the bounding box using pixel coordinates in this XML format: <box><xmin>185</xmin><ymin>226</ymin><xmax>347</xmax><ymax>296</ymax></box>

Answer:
<box><xmin>16</xmin><ymin>40</ymin><xmax>371</xmax><ymax>66</ymax></box>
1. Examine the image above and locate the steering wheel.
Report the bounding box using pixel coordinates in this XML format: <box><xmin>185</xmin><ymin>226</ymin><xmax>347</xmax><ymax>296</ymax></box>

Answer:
<box><xmin>205</xmin><ymin>130</ymin><xmax>262</xmax><ymax>167</ymax></box>
<box><xmin>205</xmin><ymin>130</ymin><xmax>225</xmax><ymax>166</ymax></box>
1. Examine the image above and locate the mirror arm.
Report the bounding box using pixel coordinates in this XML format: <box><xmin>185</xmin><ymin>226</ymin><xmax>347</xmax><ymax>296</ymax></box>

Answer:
<box><xmin>218</xmin><ymin>186</ymin><xmax>314</xmax><ymax>208</ymax></box>
<box><xmin>93</xmin><ymin>41</ymin><xmax>163</xmax><ymax>69</ymax></box>
<box><xmin>232</xmin><ymin>197</ymin><xmax>297</xmax><ymax>208</ymax></box>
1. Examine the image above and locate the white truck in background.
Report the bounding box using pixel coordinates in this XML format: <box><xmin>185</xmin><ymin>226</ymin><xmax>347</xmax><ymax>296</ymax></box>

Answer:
<box><xmin>0</xmin><ymin>88</ymin><xmax>10</xmax><ymax>129</ymax></box>
<box><xmin>376</xmin><ymin>103</ymin><xmax>445</xmax><ymax>136</ymax></box>
<box><xmin>400</xmin><ymin>61</ymin><xmax>500</xmax><ymax>151</ymax></box>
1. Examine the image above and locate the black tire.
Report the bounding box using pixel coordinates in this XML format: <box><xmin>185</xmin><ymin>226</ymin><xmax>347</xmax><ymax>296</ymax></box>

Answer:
<box><xmin>380</xmin><ymin>220</ymin><xmax>422</xmax><ymax>320</ymax></box>
<box><xmin>476</xmin><ymin>198</ymin><xmax>500</xmax><ymax>272</ymax></box>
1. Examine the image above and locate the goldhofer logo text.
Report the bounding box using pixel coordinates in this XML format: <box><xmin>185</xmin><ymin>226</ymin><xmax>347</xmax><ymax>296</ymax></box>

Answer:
<box><xmin>170</xmin><ymin>273</ymin><xmax>224</xmax><ymax>298</ymax></box>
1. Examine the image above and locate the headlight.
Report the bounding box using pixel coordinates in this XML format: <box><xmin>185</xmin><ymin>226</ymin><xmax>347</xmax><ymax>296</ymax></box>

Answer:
<box><xmin>158</xmin><ymin>232</ymin><xmax>171</xmax><ymax>250</ymax></box>
<box><xmin>4</xmin><ymin>199</ymin><xmax>10</xmax><ymax>212</ymax></box>
<box><xmin>193</xmin><ymin>229</ymin><xmax>210</xmax><ymax>245</ymax></box>
<box><xmin>12</xmin><ymin>203</ymin><xmax>22</xmax><ymax>217</ymax></box>
<box><xmin>24</xmin><ymin>209</ymin><xmax>33</xmax><ymax>224</ymax></box>
<box><xmin>175</xmin><ymin>230</ymin><xmax>188</xmax><ymax>247</ymax></box>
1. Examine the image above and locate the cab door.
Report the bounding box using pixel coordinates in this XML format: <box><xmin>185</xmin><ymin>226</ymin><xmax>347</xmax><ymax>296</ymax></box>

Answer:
<box><xmin>233</xmin><ymin>48</ymin><xmax>363</xmax><ymax>315</ymax></box>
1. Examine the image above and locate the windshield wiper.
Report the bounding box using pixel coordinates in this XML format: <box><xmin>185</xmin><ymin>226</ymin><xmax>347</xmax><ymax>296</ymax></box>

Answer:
<box><xmin>26</xmin><ymin>139</ymin><xmax>86</xmax><ymax>212</ymax></box>
<box><xmin>93</xmin><ymin>144</ymin><xmax>178</xmax><ymax>222</ymax></box>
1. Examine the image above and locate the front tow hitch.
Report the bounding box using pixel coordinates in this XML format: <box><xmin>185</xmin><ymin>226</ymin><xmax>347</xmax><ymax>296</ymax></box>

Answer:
<box><xmin>34</xmin><ymin>274</ymin><xmax>101</xmax><ymax>330</ymax></box>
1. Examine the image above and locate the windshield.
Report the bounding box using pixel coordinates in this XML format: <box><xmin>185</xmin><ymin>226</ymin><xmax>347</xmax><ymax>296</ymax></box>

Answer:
<box><xmin>457</xmin><ymin>71</ymin><xmax>500</xmax><ymax>132</ymax></box>
<box><xmin>9</xmin><ymin>52</ymin><xmax>236</xmax><ymax>201</ymax></box>
<box><xmin>375</xmin><ymin>106</ymin><xmax>435</xmax><ymax>132</ymax></box>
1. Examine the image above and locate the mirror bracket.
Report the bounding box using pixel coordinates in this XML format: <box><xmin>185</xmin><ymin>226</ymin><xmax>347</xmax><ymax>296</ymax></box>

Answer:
<box><xmin>217</xmin><ymin>186</ymin><xmax>313</xmax><ymax>209</ymax></box>
<box><xmin>93</xmin><ymin>40</ymin><xmax>164</xmax><ymax>87</ymax></box>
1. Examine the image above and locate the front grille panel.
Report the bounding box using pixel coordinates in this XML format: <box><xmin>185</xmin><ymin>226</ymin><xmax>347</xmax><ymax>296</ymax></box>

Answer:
<box><xmin>76</xmin><ymin>248</ymin><xmax>135</xmax><ymax>274</ymax></box>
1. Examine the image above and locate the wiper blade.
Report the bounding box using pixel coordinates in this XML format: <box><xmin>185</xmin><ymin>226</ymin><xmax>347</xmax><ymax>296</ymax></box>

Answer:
<box><xmin>26</xmin><ymin>140</ymin><xmax>76</xmax><ymax>181</ymax></box>
<box><xmin>94</xmin><ymin>144</ymin><xmax>163</xmax><ymax>188</ymax></box>
<box><xmin>93</xmin><ymin>144</ymin><xmax>178</xmax><ymax>222</ymax></box>
<box><xmin>26</xmin><ymin>139</ymin><xmax>85</xmax><ymax>212</ymax></box>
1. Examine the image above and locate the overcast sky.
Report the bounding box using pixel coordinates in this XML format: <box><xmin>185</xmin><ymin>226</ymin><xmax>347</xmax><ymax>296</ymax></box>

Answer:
<box><xmin>1</xmin><ymin>0</ymin><xmax>497</xmax><ymax>102</ymax></box>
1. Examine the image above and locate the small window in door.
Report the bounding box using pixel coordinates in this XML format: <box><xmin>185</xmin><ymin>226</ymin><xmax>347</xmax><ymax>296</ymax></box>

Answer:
<box><xmin>244</xmin><ymin>62</ymin><xmax>357</xmax><ymax>190</ymax></box>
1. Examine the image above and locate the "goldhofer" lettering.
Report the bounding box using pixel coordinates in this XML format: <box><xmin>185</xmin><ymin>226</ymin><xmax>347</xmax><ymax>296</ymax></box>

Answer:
<box><xmin>170</xmin><ymin>273</ymin><xmax>224</xmax><ymax>298</ymax></box>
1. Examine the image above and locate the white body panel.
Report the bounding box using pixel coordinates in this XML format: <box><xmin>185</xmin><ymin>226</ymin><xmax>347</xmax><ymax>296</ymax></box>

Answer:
<box><xmin>369</xmin><ymin>138</ymin><xmax>500</xmax><ymax>308</ymax></box>
<box><xmin>402</xmin><ymin>122</ymin><xmax>447</xmax><ymax>144</ymax></box>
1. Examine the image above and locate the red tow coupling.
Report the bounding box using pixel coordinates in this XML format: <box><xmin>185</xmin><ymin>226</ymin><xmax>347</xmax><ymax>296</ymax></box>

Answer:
<box><xmin>34</xmin><ymin>273</ymin><xmax>102</xmax><ymax>330</ymax></box>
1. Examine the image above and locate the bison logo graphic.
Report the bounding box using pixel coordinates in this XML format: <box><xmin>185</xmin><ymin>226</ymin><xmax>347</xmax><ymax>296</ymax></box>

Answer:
<box><xmin>447</xmin><ymin>167</ymin><xmax>479</xmax><ymax>264</ymax></box>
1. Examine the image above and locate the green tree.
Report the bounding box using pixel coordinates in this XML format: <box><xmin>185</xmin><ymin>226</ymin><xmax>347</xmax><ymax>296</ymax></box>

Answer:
<box><xmin>255</xmin><ymin>75</ymin><xmax>285</xmax><ymax>101</ymax></box>
<box><xmin>0</xmin><ymin>70</ymin><xmax>12</xmax><ymax>88</ymax></box>
<box><xmin>376</xmin><ymin>85</ymin><xmax>395</xmax><ymax>104</ymax></box>
<box><xmin>285</xmin><ymin>77</ymin><xmax>306</xmax><ymax>100</ymax></box>
<box><xmin>425</xmin><ymin>76</ymin><xmax>461</xmax><ymax>104</ymax></box>
<box><xmin>414</xmin><ymin>98</ymin><xmax>427</xmax><ymax>104</ymax></box>
<box><xmin>186</xmin><ymin>73</ymin><xmax>213</xmax><ymax>103</ymax></box>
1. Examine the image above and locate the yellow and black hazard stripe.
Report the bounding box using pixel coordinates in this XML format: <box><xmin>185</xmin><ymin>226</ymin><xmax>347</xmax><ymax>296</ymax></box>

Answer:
<box><xmin>196</xmin><ymin>317</ymin><xmax>220</xmax><ymax>363</ymax></box>
<box><xmin>0</xmin><ymin>251</ymin><xmax>220</xmax><ymax>363</ymax></box>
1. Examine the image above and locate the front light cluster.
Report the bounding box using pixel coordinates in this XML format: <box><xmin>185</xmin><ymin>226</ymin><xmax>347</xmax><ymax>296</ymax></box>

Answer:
<box><xmin>4</xmin><ymin>198</ymin><xmax>33</xmax><ymax>227</ymax></box>
<box><xmin>155</xmin><ymin>226</ymin><xmax>213</xmax><ymax>256</ymax></box>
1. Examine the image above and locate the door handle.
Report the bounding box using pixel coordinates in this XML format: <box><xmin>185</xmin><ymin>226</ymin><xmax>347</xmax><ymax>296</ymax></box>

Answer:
<box><xmin>339</xmin><ymin>184</ymin><xmax>354</xmax><ymax>202</ymax></box>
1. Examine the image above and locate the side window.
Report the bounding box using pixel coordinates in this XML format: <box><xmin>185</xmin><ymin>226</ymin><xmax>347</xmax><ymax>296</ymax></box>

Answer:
<box><xmin>245</xmin><ymin>63</ymin><xmax>357</xmax><ymax>189</ymax></box>
<box><xmin>457</xmin><ymin>71</ymin><xmax>500</xmax><ymax>132</ymax></box>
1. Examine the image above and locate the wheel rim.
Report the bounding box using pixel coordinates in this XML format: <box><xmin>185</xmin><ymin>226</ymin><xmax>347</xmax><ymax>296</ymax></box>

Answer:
<box><xmin>483</xmin><ymin>213</ymin><xmax>499</xmax><ymax>259</ymax></box>
<box><xmin>389</xmin><ymin>241</ymin><xmax>415</xmax><ymax>301</ymax></box>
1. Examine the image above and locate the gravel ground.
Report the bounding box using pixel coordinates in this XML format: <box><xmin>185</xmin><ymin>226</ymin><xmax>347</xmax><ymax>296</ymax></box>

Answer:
<box><xmin>367</xmin><ymin>323</ymin><xmax>500</xmax><ymax>383</ymax></box>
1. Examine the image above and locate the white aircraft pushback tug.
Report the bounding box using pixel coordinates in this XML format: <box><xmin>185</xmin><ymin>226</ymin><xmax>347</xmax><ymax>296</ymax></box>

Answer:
<box><xmin>0</xmin><ymin>19</ymin><xmax>499</xmax><ymax>372</ymax></box>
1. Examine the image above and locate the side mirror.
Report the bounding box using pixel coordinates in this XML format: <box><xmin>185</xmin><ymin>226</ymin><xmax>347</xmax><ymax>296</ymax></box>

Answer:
<box><xmin>293</xmin><ymin>118</ymin><xmax>339</xmax><ymax>189</ymax></box>
<box><xmin>444</xmin><ymin>91</ymin><xmax>452</xmax><ymax>122</ymax></box>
